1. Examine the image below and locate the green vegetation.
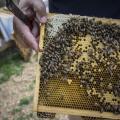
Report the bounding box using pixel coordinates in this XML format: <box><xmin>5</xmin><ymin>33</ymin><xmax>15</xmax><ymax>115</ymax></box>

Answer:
<box><xmin>16</xmin><ymin>116</ymin><xmax>25</xmax><ymax>120</ymax></box>
<box><xmin>28</xmin><ymin>83</ymin><xmax>34</xmax><ymax>91</ymax></box>
<box><xmin>16</xmin><ymin>113</ymin><xmax>34</xmax><ymax>120</ymax></box>
<box><xmin>0</xmin><ymin>47</ymin><xmax>24</xmax><ymax>84</ymax></box>
<box><xmin>3</xmin><ymin>117</ymin><xmax>9</xmax><ymax>120</ymax></box>
<box><xmin>32</xmin><ymin>80</ymin><xmax>35</xmax><ymax>85</ymax></box>
<box><xmin>12</xmin><ymin>107</ymin><xmax>22</xmax><ymax>115</ymax></box>
<box><xmin>19</xmin><ymin>96</ymin><xmax>33</xmax><ymax>106</ymax></box>
<box><xmin>28</xmin><ymin>80</ymin><xmax>35</xmax><ymax>91</ymax></box>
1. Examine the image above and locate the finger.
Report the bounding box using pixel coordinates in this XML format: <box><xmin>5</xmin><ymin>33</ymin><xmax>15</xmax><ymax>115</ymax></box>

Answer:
<box><xmin>13</xmin><ymin>16</ymin><xmax>29</xmax><ymax>48</ymax></box>
<box><xmin>14</xmin><ymin>16</ymin><xmax>39</xmax><ymax>52</ymax></box>
<box><xmin>32</xmin><ymin>0</ymin><xmax>47</xmax><ymax>23</ymax></box>
<box><xmin>36</xmin><ymin>36</ymin><xmax>39</xmax><ymax>43</ymax></box>
<box><xmin>32</xmin><ymin>21</ymin><xmax>40</xmax><ymax>38</ymax></box>
<box><xmin>23</xmin><ymin>29</ymin><xmax>39</xmax><ymax>52</ymax></box>
<box><xmin>15</xmin><ymin>33</ymin><xmax>29</xmax><ymax>48</ymax></box>
<box><xmin>32</xmin><ymin>21</ymin><xmax>43</xmax><ymax>52</ymax></box>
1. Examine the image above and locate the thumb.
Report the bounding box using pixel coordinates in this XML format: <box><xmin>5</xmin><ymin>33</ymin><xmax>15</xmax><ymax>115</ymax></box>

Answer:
<box><xmin>33</xmin><ymin>0</ymin><xmax>47</xmax><ymax>23</ymax></box>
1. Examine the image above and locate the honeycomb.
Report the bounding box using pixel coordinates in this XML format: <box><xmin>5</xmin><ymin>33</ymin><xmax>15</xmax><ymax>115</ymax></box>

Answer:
<box><xmin>33</xmin><ymin>14</ymin><xmax>120</xmax><ymax>119</ymax></box>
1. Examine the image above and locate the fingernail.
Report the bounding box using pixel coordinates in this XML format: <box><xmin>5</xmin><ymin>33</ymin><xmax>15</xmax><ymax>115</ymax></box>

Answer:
<box><xmin>40</xmin><ymin>16</ymin><xmax>47</xmax><ymax>23</ymax></box>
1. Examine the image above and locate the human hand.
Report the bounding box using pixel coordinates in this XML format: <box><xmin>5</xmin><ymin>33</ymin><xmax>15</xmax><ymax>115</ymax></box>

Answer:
<box><xmin>13</xmin><ymin>0</ymin><xmax>47</xmax><ymax>52</ymax></box>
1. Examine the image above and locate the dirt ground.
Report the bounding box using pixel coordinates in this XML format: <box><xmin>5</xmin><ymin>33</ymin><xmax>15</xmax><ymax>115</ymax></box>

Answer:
<box><xmin>0</xmin><ymin>57</ymin><xmax>70</xmax><ymax>120</ymax></box>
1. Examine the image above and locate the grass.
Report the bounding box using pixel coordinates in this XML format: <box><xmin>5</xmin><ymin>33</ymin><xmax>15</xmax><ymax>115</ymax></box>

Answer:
<box><xmin>28</xmin><ymin>83</ymin><xmax>34</xmax><ymax>91</ymax></box>
<box><xmin>11</xmin><ymin>107</ymin><xmax>22</xmax><ymax>115</ymax></box>
<box><xmin>19</xmin><ymin>96</ymin><xmax>33</xmax><ymax>106</ymax></box>
<box><xmin>3</xmin><ymin>118</ymin><xmax>9</xmax><ymax>120</ymax></box>
<box><xmin>16</xmin><ymin>113</ymin><xmax>34</xmax><ymax>120</ymax></box>
<box><xmin>16</xmin><ymin>116</ymin><xmax>26</xmax><ymax>120</ymax></box>
<box><xmin>28</xmin><ymin>80</ymin><xmax>35</xmax><ymax>91</ymax></box>
<box><xmin>0</xmin><ymin>47</ymin><xmax>24</xmax><ymax>84</ymax></box>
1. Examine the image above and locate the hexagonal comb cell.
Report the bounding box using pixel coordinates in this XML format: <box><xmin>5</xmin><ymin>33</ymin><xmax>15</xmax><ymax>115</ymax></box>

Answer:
<box><xmin>34</xmin><ymin>14</ymin><xmax>120</xmax><ymax>119</ymax></box>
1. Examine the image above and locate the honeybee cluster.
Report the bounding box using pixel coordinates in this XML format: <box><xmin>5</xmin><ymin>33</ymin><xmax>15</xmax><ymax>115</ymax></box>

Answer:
<box><xmin>39</xmin><ymin>16</ymin><xmax>120</xmax><ymax>114</ymax></box>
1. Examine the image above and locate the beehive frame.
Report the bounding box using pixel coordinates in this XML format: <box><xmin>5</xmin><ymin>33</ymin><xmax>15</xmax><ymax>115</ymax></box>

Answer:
<box><xmin>33</xmin><ymin>14</ymin><xmax>120</xmax><ymax>119</ymax></box>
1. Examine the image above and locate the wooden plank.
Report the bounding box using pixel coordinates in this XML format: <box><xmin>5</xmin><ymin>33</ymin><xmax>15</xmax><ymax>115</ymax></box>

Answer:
<box><xmin>37</xmin><ymin>106</ymin><xmax>120</xmax><ymax>119</ymax></box>
<box><xmin>33</xmin><ymin>24</ymin><xmax>45</xmax><ymax>111</ymax></box>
